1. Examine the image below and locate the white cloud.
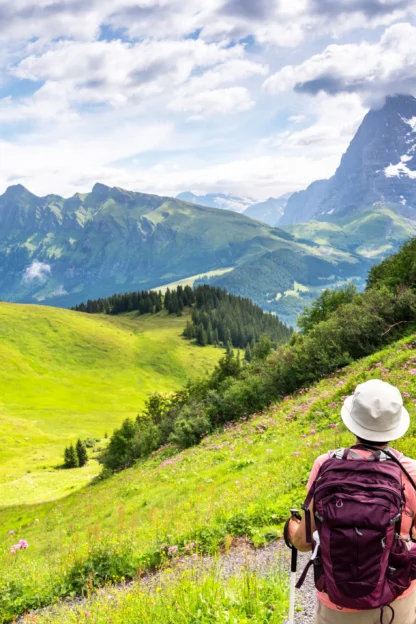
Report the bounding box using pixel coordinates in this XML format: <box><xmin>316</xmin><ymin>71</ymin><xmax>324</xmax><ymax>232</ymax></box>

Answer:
<box><xmin>169</xmin><ymin>87</ymin><xmax>255</xmax><ymax>117</ymax></box>
<box><xmin>23</xmin><ymin>260</ymin><xmax>51</xmax><ymax>282</ymax></box>
<box><xmin>1</xmin><ymin>0</ymin><xmax>413</xmax><ymax>52</ymax></box>
<box><xmin>3</xmin><ymin>38</ymin><xmax>268</xmax><ymax>127</ymax></box>
<box><xmin>264</xmin><ymin>22</ymin><xmax>416</xmax><ymax>106</ymax></box>
<box><xmin>1</xmin><ymin>1</ymin><xmax>415</xmax><ymax>201</ymax></box>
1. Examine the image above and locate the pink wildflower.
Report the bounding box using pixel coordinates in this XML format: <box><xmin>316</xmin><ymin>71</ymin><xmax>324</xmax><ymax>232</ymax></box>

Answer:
<box><xmin>403</xmin><ymin>392</ymin><xmax>410</xmax><ymax>398</ymax></box>
<box><xmin>300</xmin><ymin>434</ymin><xmax>307</xmax><ymax>439</ymax></box>
<box><xmin>292</xmin><ymin>452</ymin><xmax>300</xmax><ymax>457</ymax></box>
<box><xmin>19</xmin><ymin>540</ymin><xmax>28</xmax><ymax>549</ymax></box>
<box><xmin>310</xmin><ymin>429</ymin><xmax>317</xmax><ymax>435</ymax></box>
<box><xmin>374</xmin><ymin>362</ymin><xmax>382</xmax><ymax>368</ymax></box>
<box><xmin>8</xmin><ymin>530</ymin><xmax>15</xmax><ymax>535</ymax></box>
<box><xmin>329</xmin><ymin>423</ymin><xmax>337</xmax><ymax>429</ymax></box>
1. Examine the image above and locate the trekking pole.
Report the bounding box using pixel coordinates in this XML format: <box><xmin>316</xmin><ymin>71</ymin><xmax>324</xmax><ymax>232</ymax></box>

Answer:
<box><xmin>284</xmin><ymin>508</ymin><xmax>302</xmax><ymax>624</ymax></box>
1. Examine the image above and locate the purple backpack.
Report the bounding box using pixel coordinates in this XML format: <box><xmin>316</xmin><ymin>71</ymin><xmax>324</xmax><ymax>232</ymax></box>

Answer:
<box><xmin>297</xmin><ymin>445</ymin><xmax>416</xmax><ymax>619</ymax></box>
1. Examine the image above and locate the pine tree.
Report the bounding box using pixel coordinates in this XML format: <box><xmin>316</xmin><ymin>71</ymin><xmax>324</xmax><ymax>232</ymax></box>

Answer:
<box><xmin>245</xmin><ymin>344</ymin><xmax>252</xmax><ymax>362</ymax></box>
<box><xmin>183</xmin><ymin>320</ymin><xmax>195</xmax><ymax>339</ymax></box>
<box><xmin>196</xmin><ymin>324</ymin><xmax>207</xmax><ymax>347</ymax></box>
<box><xmin>76</xmin><ymin>439</ymin><xmax>88</xmax><ymax>467</ymax></box>
<box><xmin>207</xmin><ymin>322</ymin><xmax>214</xmax><ymax>345</ymax></box>
<box><xmin>64</xmin><ymin>444</ymin><xmax>78</xmax><ymax>468</ymax></box>
<box><xmin>64</xmin><ymin>446</ymin><xmax>71</xmax><ymax>468</ymax></box>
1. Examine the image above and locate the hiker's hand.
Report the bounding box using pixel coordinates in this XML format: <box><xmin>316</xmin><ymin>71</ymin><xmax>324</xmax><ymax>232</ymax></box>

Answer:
<box><xmin>286</xmin><ymin>517</ymin><xmax>301</xmax><ymax>544</ymax></box>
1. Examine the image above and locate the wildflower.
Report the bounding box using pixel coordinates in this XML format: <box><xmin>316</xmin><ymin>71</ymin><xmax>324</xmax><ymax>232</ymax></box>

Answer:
<box><xmin>410</xmin><ymin>369</ymin><xmax>416</xmax><ymax>376</ymax></box>
<box><xmin>306</xmin><ymin>443</ymin><xmax>311</xmax><ymax>448</ymax></box>
<box><xmin>167</xmin><ymin>545</ymin><xmax>178</xmax><ymax>557</ymax></box>
<box><xmin>374</xmin><ymin>362</ymin><xmax>382</xmax><ymax>368</ymax></box>
<box><xmin>310</xmin><ymin>429</ymin><xmax>317</xmax><ymax>435</ymax></box>
<box><xmin>403</xmin><ymin>392</ymin><xmax>410</xmax><ymax>398</ymax></box>
<box><xmin>19</xmin><ymin>540</ymin><xmax>28</xmax><ymax>549</ymax></box>
<box><xmin>292</xmin><ymin>452</ymin><xmax>300</xmax><ymax>457</ymax></box>
<box><xmin>329</xmin><ymin>423</ymin><xmax>337</xmax><ymax>429</ymax></box>
<box><xmin>10</xmin><ymin>546</ymin><xmax>17</xmax><ymax>555</ymax></box>
<box><xmin>327</xmin><ymin>402</ymin><xmax>337</xmax><ymax>408</ymax></box>
<box><xmin>300</xmin><ymin>434</ymin><xmax>307</xmax><ymax>439</ymax></box>
<box><xmin>8</xmin><ymin>530</ymin><xmax>15</xmax><ymax>535</ymax></box>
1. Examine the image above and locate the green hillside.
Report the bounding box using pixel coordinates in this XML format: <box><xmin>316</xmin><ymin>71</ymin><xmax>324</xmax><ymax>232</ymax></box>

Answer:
<box><xmin>0</xmin><ymin>304</ymin><xmax>221</xmax><ymax>506</ymax></box>
<box><xmin>284</xmin><ymin>207</ymin><xmax>416</xmax><ymax>260</ymax></box>
<box><xmin>2</xmin><ymin>332</ymin><xmax>416</xmax><ymax>622</ymax></box>
<box><xmin>199</xmin><ymin>247</ymin><xmax>370</xmax><ymax>326</ymax></box>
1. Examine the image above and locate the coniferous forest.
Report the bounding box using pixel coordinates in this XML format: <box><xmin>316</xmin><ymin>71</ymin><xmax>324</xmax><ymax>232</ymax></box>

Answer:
<box><xmin>73</xmin><ymin>284</ymin><xmax>292</xmax><ymax>349</ymax></box>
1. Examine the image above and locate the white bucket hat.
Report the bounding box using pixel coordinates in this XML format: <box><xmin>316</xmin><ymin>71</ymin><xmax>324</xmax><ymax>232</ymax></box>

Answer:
<box><xmin>341</xmin><ymin>379</ymin><xmax>410</xmax><ymax>442</ymax></box>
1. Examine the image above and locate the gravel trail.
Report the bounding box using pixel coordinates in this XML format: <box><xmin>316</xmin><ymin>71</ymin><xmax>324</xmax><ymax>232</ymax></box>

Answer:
<box><xmin>18</xmin><ymin>540</ymin><xmax>316</xmax><ymax>623</ymax></box>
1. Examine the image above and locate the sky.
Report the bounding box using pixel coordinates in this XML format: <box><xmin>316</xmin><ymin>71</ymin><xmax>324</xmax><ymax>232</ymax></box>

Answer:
<box><xmin>0</xmin><ymin>0</ymin><xmax>416</xmax><ymax>201</ymax></box>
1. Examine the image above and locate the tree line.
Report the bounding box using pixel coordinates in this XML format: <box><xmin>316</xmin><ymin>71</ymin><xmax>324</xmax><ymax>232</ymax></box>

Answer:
<box><xmin>183</xmin><ymin>285</ymin><xmax>291</xmax><ymax>349</ymax></box>
<box><xmin>73</xmin><ymin>284</ymin><xmax>291</xmax><ymax>350</ymax></box>
<box><xmin>100</xmin><ymin>238</ymin><xmax>416</xmax><ymax>473</ymax></box>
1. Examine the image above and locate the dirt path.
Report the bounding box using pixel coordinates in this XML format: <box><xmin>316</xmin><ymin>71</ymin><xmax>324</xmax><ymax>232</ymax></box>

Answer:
<box><xmin>18</xmin><ymin>541</ymin><xmax>316</xmax><ymax>623</ymax></box>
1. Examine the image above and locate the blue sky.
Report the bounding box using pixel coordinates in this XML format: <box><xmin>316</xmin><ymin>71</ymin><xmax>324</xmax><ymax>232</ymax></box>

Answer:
<box><xmin>0</xmin><ymin>0</ymin><xmax>415</xmax><ymax>200</ymax></box>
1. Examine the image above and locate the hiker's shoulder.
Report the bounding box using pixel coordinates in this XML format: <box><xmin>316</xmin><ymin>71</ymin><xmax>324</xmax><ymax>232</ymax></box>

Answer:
<box><xmin>310</xmin><ymin>452</ymin><xmax>332</xmax><ymax>473</ymax></box>
<box><xmin>397</xmin><ymin>451</ymin><xmax>416</xmax><ymax>475</ymax></box>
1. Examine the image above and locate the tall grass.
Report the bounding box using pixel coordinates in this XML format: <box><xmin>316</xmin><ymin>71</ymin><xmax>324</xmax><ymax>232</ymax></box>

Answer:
<box><xmin>30</xmin><ymin>564</ymin><xmax>289</xmax><ymax>624</ymax></box>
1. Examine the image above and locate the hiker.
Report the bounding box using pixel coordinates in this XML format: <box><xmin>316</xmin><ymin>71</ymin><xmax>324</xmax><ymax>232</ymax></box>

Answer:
<box><xmin>286</xmin><ymin>379</ymin><xmax>416</xmax><ymax>623</ymax></box>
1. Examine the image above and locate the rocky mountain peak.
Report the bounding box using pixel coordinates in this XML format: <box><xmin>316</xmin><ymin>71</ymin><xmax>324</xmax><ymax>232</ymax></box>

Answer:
<box><xmin>279</xmin><ymin>94</ymin><xmax>416</xmax><ymax>225</ymax></box>
<box><xmin>2</xmin><ymin>184</ymin><xmax>36</xmax><ymax>200</ymax></box>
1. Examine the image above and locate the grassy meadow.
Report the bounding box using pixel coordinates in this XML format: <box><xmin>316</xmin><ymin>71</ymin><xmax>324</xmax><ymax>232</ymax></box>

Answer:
<box><xmin>0</xmin><ymin>303</ymin><xmax>221</xmax><ymax>506</ymax></box>
<box><xmin>2</xmin><ymin>332</ymin><xmax>416</xmax><ymax>622</ymax></box>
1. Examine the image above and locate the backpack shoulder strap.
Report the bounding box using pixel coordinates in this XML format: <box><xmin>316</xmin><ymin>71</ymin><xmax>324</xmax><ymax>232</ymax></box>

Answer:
<box><xmin>353</xmin><ymin>444</ymin><xmax>416</xmax><ymax>491</ymax></box>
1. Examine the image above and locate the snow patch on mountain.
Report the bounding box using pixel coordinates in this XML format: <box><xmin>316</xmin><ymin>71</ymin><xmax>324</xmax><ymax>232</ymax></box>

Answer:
<box><xmin>385</xmin><ymin>156</ymin><xmax>416</xmax><ymax>179</ymax></box>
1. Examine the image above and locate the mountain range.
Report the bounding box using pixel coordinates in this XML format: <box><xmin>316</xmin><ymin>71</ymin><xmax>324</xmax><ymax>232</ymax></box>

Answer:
<box><xmin>0</xmin><ymin>181</ymin><xmax>366</xmax><ymax>324</ymax></box>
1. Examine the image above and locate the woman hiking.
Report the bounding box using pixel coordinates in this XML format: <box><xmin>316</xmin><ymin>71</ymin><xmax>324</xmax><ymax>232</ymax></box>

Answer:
<box><xmin>286</xmin><ymin>379</ymin><xmax>416</xmax><ymax>624</ymax></box>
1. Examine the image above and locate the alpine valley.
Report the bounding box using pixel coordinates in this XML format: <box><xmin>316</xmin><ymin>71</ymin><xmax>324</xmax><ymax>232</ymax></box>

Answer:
<box><xmin>0</xmin><ymin>183</ymin><xmax>366</xmax><ymax>325</ymax></box>
<box><xmin>1</xmin><ymin>95</ymin><xmax>416</xmax><ymax>325</ymax></box>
